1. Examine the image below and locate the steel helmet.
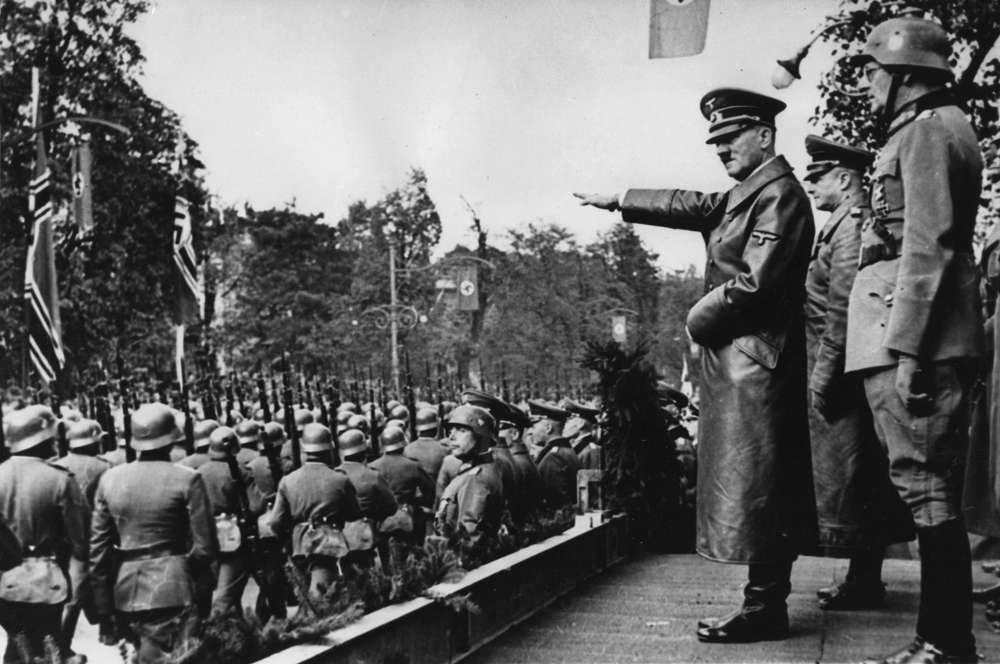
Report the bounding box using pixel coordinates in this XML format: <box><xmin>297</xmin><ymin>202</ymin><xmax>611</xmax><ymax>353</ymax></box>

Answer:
<box><xmin>131</xmin><ymin>403</ymin><xmax>185</xmax><ymax>452</ymax></box>
<box><xmin>857</xmin><ymin>16</ymin><xmax>951</xmax><ymax>75</ymax></box>
<box><xmin>337</xmin><ymin>428</ymin><xmax>368</xmax><ymax>457</ymax></box>
<box><xmin>193</xmin><ymin>419</ymin><xmax>220</xmax><ymax>451</ymax></box>
<box><xmin>379</xmin><ymin>425</ymin><xmax>407</xmax><ymax>453</ymax></box>
<box><xmin>4</xmin><ymin>404</ymin><xmax>58</xmax><ymax>453</ymax></box>
<box><xmin>262</xmin><ymin>421</ymin><xmax>286</xmax><ymax>448</ymax></box>
<box><xmin>301</xmin><ymin>422</ymin><xmax>333</xmax><ymax>453</ymax></box>
<box><xmin>235</xmin><ymin>420</ymin><xmax>261</xmax><ymax>447</ymax></box>
<box><xmin>444</xmin><ymin>405</ymin><xmax>495</xmax><ymax>443</ymax></box>
<box><xmin>208</xmin><ymin>426</ymin><xmax>238</xmax><ymax>460</ymax></box>
<box><xmin>66</xmin><ymin>418</ymin><xmax>103</xmax><ymax>450</ymax></box>
<box><xmin>346</xmin><ymin>413</ymin><xmax>369</xmax><ymax>434</ymax></box>
<box><xmin>415</xmin><ymin>407</ymin><xmax>439</xmax><ymax>434</ymax></box>
<box><xmin>294</xmin><ymin>408</ymin><xmax>314</xmax><ymax>432</ymax></box>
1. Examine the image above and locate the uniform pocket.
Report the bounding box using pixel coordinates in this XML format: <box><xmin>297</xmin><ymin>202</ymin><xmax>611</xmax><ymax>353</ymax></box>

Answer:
<box><xmin>733</xmin><ymin>331</ymin><xmax>784</xmax><ymax>370</ymax></box>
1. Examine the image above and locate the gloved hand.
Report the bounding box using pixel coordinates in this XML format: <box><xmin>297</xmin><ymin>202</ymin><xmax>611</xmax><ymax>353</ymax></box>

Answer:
<box><xmin>895</xmin><ymin>355</ymin><xmax>933</xmax><ymax>414</ymax></box>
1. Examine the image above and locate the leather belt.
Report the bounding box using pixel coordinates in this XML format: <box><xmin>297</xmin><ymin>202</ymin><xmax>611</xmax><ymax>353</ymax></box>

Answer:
<box><xmin>115</xmin><ymin>543</ymin><xmax>186</xmax><ymax>562</ymax></box>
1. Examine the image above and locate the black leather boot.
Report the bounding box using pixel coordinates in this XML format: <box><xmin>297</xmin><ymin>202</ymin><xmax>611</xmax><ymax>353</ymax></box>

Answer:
<box><xmin>817</xmin><ymin>550</ymin><xmax>886</xmax><ymax>609</ymax></box>
<box><xmin>697</xmin><ymin>561</ymin><xmax>791</xmax><ymax>643</ymax></box>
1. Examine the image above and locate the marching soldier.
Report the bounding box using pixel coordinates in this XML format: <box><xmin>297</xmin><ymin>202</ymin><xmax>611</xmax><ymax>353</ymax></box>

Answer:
<box><xmin>575</xmin><ymin>86</ymin><xmax>816</xmax><ymax>643</ymax></box>
<box><xmin>247</xmin><ymin>421</ymin><xmax>285</xmax><ymax>515</ymax></box>
<box><xmin>177</xmin><ymin>419</ymin><xmax>218</xmax><ymax>470</ymax></box>
<box><xmin>90</xmin><ymin>403</ymin><xmax>217</xmax><ymax>663</ymax></box>
<box><xmin>279</xmin><ymin>409</ymin><xmax>314</xmax><ymax>474</ymax></box>
<box><xmin>100</xmin><ymin>414</ymin><xmax>128</xmax><ymax>467</ymax></box>
<box><xmin>529</xmin><ymin>401</ymin><xmax>579</xmax><ymax>509</ymax></box>
<box><xmin>0</xmin><ymin>405</ymin><xmax>90</xmax><ymax>663</ymax></box>
<box><xmin>370</xmin><ymin>426</ymin><xmax>435</xmax><ymax>541</ymax></box>
<box><xmin>234</xmin><ymin>420</ymin><xmax>261</xmax><ymax>469</ymax></box>
<box><xmin>55</xmin><ymin>418</ymin><xmax>112</xmax><ymax>506</ymax></box>
<box><xmin>271</xmin><ymin>424</ymin><xmax>361</xmax><ymax>602</ymax></box>
<box><xmin>435</xmin><ymin>405</ymin><xmax>505</xmax><ymax>546</ymax></box>
<box><xmin>335</xmin><ymin>430</ymin><xmax>397</xmax><ymax>525</ymax></box>
<box><xmin>801</xmin><ymin>135</ymin><xmax>914</xmax><ymax>611</ymax></box>
<box><xmin>847</xmin><ymin>15</ymin><xmax>984</xmax><ymax>663</ymax></box>
<box><xmin>246</xmin><ymin>421</ymin><xmax>289</xmax><ymax>621</ymax></box>
<box><xmin>196</xmin><ymin>427</ymin><xmax>251</xmax><ymax>615</ymax></box>
<box><xmin>404</xmin><ymin>407</ymin><xmax>449</xmax><ymax>481</ymax></box>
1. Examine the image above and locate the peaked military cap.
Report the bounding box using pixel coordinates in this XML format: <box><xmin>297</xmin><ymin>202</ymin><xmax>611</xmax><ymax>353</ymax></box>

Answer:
<box><xmin>803</xmin><ymin>134</ymin><xmax>875</xmax><ymax>182</ymax></box>
<box><xmin>700</xmin><ymin>87</ymin><xmax>787</xmax><ymax>145</ymax></box>
<box><xmin>462</xmin><ymin>390</ymin><xmax>506</xmax><ymax>429</ymax></box>
<box><xmin>527</xmin><ymin>400</ymin><xmax>570</xmax><ymax>422</ymax></box>
<box><xmin>562</xmin><ymin>399</ymin><xmax>599</xmax><ymax>423</ymax></box>
<box><xmin>655</xmin><ymin>382</ymin><xmax>690</xmax><ymax>409</ymax></box>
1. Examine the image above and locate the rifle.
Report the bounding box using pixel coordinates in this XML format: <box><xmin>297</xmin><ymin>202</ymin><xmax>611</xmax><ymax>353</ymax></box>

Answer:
<box><xmin>304</xmin><ymin>376</ymin><xmax>315</xmax><ymax>411</ymax></box>
<box><xmin>316</xmin><ymin>379</ymin><xmax>329</xmax><ymax>427</ymax></box>
<box><xmin>225</xmin><ymin>379</ymin><xmax>236</xmax><ymax>426</ymax></box>
<box><xmin>270</xmin><ymin>376</ymin><xmax>280</xmax><ymax>421</ymax></box>
<box><xmin>235</xmin><ymin>375</ymin><xmax>247</xmax><ymax>420</ymax></box>
<box><xmin>223</xmin><ymin>451</ymin><xmax>280</xmax><ymax>618</ymax></box>
<box><xmin>282</xmin><ymin>363</ymin><xmax>301</xmax><ymax>470</ymax></box>
<box><xmin>256</xmin><ymin>375</ymin><xmax>283</xmax><ymax>485</ymax></box>
<box><xmin>178</xmin><ymin>361</ymin><xmax>195</xmax><ymax>455</ymax></box>
<box><xmin>256</xmin><ymin>375</ymin><xmax>272</xmax><ymax>423</ymax></box>
<box><xmin>403</xmin><ymin>350</ymin><xmax>417</xmax><ymax>441</ymax></box>
<box><xmin>367</xmin><ymin>365</ymin><xmax>379</xmax><ymax>459</ymax></box>
<box><xmin>325</xmin><ymin>380</ymin><xmax>341</xmax><ymax>466</ymax></box>
<box><xmin>202</xmin><ymin>377</ymin><xmax>218</xmax><ymax>421</ymax></box>
<box><xmin>120</xmin><ymin>378</ymin><xmax>135</xmax><ymax>462</ymax></box>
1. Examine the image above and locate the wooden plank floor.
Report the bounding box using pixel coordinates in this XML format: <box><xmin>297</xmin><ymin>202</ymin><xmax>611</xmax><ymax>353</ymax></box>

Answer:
<box><xmin>464</xmin><ymin>554</ymin><xmax>1000</xmax><ymax>664</ymax></box>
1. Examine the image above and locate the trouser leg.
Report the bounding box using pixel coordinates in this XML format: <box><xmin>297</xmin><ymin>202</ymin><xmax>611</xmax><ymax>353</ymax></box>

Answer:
<box><xmin>211</xmin><ymin>554</ymin><xmax>250</xmax><ymax>615</ymax></box>
<box><xmin>0</xmin><ymin>602</ymin><xmax>65</xmax><ymax>664</ymax></box>
<box><xmin>845</xmin><ymin>548</ymin><xmax>884</xmax><ymax>586</ymax></box>
<box><xmin>916</xmin><ymin>519</ymin><xmax>974</xmax><ymax>654</ymax></box>
<box><xmin>744</xmin><ymin>560</ymin><xmax>793</xmax><ymax>612</ymax></box>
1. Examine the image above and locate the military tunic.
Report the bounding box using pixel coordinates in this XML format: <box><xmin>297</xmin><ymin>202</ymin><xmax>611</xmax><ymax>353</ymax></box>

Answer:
<box><xmin>369</xmin><ymin>453</ymin><xmax>434</xmax><ymax>508</ymax></box>
<box><xmin>404</xmin><ymin>436</ymin><xmax>449</xmax><ymax>481</ymax></box>
<box><xmin>177</xmin><ymin>451</ymin><xmax>209</xmax><ymax>470</ymax></box>
<box><xmin>805</xmin><ymin>197</ymin><xmax>913</xmax><ymax>553</ymax></box>
<box><xmin>90</xmin><ymin>460</ymin><xmax>216</xmax><ymax>661</ymax></box>
<box><xmin>845</xmin><ymin>92</ymin><xmax>984</xmax><ymax>527</ymax></box>
<box><xmin>54</xmin><ymin>451</ymin><xmax>111</xmax><ymax>507</ymax></box>
<box><xmin>336</xmin><ymin>460</ymin><xmax>398</xmax><ymax>524</ymax></box>
<box><xmin>436</xmin><ymin>454</ymin><xmax>462</xmax><ymax>506</ymax></box>
<box><xmin>510</xmin><ymin>443</ymin><xmax>542</xmax><ymax>514</ymax></box>
<box><xmin>269</xmin><ymin>462</ymin><xmax>362</xmax><ymax>557</ymax></box>
<box><xmin>622</xmin><ymin>155</ymin><xmax>817</xmax><ymax>563</ymax></box>
<box><xmin>435</xmin><ymin>451</ymin><xmax>505</xmax><ymax>545</ymax></box>
<box><xmin>537</xmin><ymin>439</ymin><xmax>579</xmax><ymax>509</ymax></box>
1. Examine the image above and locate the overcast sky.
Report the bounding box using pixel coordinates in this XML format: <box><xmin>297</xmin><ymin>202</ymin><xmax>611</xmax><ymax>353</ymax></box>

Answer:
<box><xmin>129</xmin><ymin>0</ymin><xmax>842</xmax><ymax>272</ymax></box>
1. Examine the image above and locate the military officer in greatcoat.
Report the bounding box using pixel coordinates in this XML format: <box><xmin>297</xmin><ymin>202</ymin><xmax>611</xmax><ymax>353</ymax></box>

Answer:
<box><xmin>0</xmin><ymin>405</ymin><xmax>90</xmax><ymax>663</ymax></box>
<box><xmin>270</xmin><ymin>423</ymin><xmax>361</xmax><ymax>603</ymax></box>
<box><xmin>500</xmin><ymin>402</ymin><xmax>542</xmax><ymax>517</ymax></box>
<box><xmin>463</xmin><ymin>391</ymin><xmax>523</xmax><ymax>518</ymax></box>
<box><xmin>90</xmin><ymin>403</ymin><xmax>217</xmax><ymax>663</ymax></box>
<box><xmin>801</xmin><ymin>135</ymin><xmax>914</xmax><ymax>611</ymax></box>
<box><xmin>529</xmin><ymin>401</ymin><xmax>579</xmax><ymax>510</ymax></box>
<box><xmin>435</xmin><ymin>405</ymin><xmax>505</xmax><ymax>546</ymax></box>
<box><xmin>847</xmin><ymin>16</ymin><xmax>985</xmax><ymax>664</ymax></box>
<box><xmin>575</xmin><ymin>87</ymin><xmax>816</xmax><ymax>643</ymax></box>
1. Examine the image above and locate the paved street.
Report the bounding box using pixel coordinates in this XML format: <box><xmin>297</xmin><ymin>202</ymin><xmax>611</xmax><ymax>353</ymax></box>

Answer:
<box><xmin>466</xmin><ymin>554</ymin><xmax>1000</xmax><ymax>664</ymax></box>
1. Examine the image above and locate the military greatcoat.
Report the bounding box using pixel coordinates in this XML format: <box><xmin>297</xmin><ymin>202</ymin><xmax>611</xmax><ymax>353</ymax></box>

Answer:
<box><xmin>622</xmin><ymin>155</ymin><xmax>817</xmax><ymax>563</ymax></box>
<box><xmin>804</xmin><ymin>196</ymin><xmax>913</xmax><ymax>553</ymax></box>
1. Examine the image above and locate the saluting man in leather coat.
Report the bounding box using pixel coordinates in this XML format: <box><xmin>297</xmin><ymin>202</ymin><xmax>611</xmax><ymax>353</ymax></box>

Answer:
<box><xmin>575</xmin><ymin>87</ymin><xmax>816</xmax><ymax>644</ymax></box>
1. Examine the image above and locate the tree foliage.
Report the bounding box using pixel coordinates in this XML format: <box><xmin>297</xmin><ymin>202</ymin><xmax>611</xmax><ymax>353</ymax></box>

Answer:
<box><xmin>814</xmin><ymin>0</ymin><xmax>1000</xmax><ymax>242</ymax></box>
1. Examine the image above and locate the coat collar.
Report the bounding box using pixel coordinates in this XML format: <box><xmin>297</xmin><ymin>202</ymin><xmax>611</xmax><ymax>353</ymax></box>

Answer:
<box><xmin>817</xmin><ymin>192</ymin><xmax>865</xmax><ymax>244</ymax></box>
<box><xmin>725</xmin><ymin>155</ymin><xmax>793</xmax><ymax>213</ymax></box>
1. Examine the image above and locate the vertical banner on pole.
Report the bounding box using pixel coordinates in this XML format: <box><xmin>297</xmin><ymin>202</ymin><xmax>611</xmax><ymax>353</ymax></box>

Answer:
<box><xmin>611</xmin><ymin>316</ymin><xmax>627</xmax><ymax>344</ymax></box>
<box><xmin>649</xmin><ymin>0</ymin><xmax>711</xmax><ymax>59</ymax></box>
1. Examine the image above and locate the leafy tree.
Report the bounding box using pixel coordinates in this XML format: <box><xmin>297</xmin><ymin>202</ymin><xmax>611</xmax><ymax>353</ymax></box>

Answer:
<box><xmin>814</xmin><ymin>1</ymin><xmax>1000</xmax><ymax>242</ymax></box>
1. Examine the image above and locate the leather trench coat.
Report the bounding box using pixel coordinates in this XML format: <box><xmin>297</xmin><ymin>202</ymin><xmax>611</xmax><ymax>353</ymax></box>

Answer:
<box><xmin>804</xmin><ymin>198</ymin><xmax>913</xmax><ymax>553</ymax></box>
<box><xmin>622</xmin><ymin>155</ymin><xmax>817</xmax><ymax>563</ymax></box>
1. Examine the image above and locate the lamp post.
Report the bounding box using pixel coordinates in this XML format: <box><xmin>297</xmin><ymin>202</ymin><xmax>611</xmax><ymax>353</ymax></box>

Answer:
<box><xmin>388</xmin><ymin>236</ymin><xmax>400</xmax><ymax>395</ymax></box>
<box><xmin>771</xmin><ymin>18</ymin><xmax>855</xmax><ymax>90</ymax></box>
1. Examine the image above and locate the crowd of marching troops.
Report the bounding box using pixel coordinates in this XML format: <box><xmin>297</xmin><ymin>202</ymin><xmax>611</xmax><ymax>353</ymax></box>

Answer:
<box><xmin>0</xmin><ymin>378</ymin><xmax>695</xmax><ymax>663</ymax></box>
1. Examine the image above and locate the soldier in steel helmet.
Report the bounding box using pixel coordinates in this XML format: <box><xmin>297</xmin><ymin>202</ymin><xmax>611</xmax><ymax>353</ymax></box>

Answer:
<box><xmin>846</xmin><ymin>15</ymin><xmax>984</xmax><ymax>664</ymax></box>
<box><xmin>335</xmin><ymin>429</ymin><xmax>397</xmax><ymax>527</ymax></box>
<box><xmin>463</xmin><ymin>390</ymin><xmax>524</xmax><ymax>520</ymax></box>
<box><xmin>177</xmin><ymin>419</ymin><xmax>219</xmax><ymax>470</ymax></box>
<box><xmin>0</xmin><ymin>404</ymin><xmax>90</xmax><ymax>663</ymax></box>
<box><xmin>370</xmin><ymin>426</ymin><xmax>435</xmax><ymax>542</ymax></box>
<box><xmin>279</xmin><ymin>408</ymin><xmax>314</xmax><ymax>474</ymax></box>
<box><xmin>234</xmin><ymin>420</ymin><xmax>261</xmax><ymax>470</ymax></box>
<box><xmin>404</xmin><ymin>407</ymin><xmax>449</xmax><ymax>482</ymax></box>
<box><xmin>245</xmin><ymin>421</ymin><xmax>289</xmax><ymax>621</ymax></box>
<box><xmin>90</xmin><ymin>403</ymin><xmax>216</xmax><ymax>663</ymax></box>
<box><xmin>270</xmin><ymin>424</ymin><xmax>361</xmax><ymax>602</ymax></box>
<box><xmin>55</xmin><ymin>418</ymin><xmax>112</xmax><ymax>507</ymax></box>
<box><xmin>800</xmin><ymin>135</ymin><xmax>915</xmax><ymax>613</ymax></box>
<box><xmin>197</xmin><ymin>426</ymin><xmax>253</xmax><ymax>615</ymax></box>
<box><xmin>435</xmin><ymin>405</ymin><xmax>505</xmax><ymax>546</ymax></box>
<box><xmin>575</xmin><ymin>86</ymin><xmax>816</xmax><ymax>643</ymax></box>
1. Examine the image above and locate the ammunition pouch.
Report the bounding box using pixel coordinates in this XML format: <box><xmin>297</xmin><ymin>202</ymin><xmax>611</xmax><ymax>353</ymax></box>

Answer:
<box><xmin>858</xmin><ymin>217</ymin><xmax>902</xmax><ymax>270</ymax></box>
<box><xmin>0</xmin><ymin>556</ymin><xmax>68</xmax><ymax>604</ymax></box>
<box><xmin>300</xmin><ymin>521</ymin><xmax>349</xmax><ymax>559</ymax></box>
<box><xmin>379</xmin><ymin>504</ymin><xmax>416</xmax><ymax>535</ymax></box>
<box><xmin>215</xmin><ymin>513</ymin><xmax>243</xmax><ymax>553</ymax></box>
<box><xmin>343</xmin><ymin>519</ymin><xmax>375</xmax><ymax>551</ymax></box>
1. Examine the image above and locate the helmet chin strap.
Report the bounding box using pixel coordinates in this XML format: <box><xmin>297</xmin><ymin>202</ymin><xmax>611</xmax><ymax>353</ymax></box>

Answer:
<box><xmin>878</xmin><ymin>71</ymin><xmax>904</xmax><ymax>139</ymax></box>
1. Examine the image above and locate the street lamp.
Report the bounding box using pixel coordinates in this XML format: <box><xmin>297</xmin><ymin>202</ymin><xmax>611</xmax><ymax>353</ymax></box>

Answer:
<box><xmin>772</xmin><ymin>18</ymin><xmax>855</xmax><ymax>90</ymax></box>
